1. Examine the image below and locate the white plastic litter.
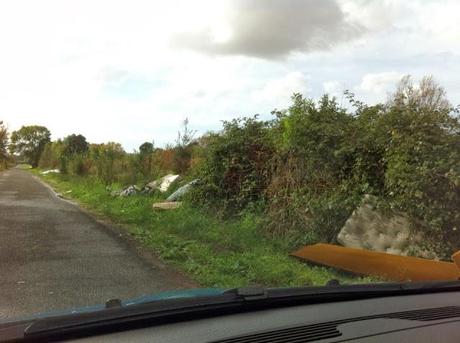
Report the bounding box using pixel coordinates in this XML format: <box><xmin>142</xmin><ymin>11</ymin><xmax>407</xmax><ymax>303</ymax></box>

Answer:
<box><xmin>40</xmin><ymin>169</ymin><xmax>60</xmax><ymax>175</ymax></box>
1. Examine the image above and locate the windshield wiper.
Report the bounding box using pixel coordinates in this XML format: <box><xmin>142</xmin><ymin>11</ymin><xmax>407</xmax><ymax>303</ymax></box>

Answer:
<box><xmin>226</xmin><ymin>280</ymin><xmax>460</xmax><ymax>304</ymax></box>
<box><xmin>8</xmin><ymin>280</ymin><xmax>460</xmax><ymax>342</ymax></box>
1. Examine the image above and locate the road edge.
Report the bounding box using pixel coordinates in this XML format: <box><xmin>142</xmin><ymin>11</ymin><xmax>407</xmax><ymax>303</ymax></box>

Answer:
<box><xmin>30</xmin><ymin>171</ymin><xmax>199</xmax><ymax>289</ymax></box>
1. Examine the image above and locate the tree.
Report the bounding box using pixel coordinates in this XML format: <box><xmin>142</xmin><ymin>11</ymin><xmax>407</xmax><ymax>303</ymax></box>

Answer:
<box><xmin>137</xmin><ymin>141</ymin><xmax>154</xmax><ymax>180</ymax></box>
<box><xmin>176</xmin><ymin>118</ymin><xmax>196</xmax><ymax>147</ymax></box>
<box><xmin>381</xmin><ymin>76</ymin><xmax>460</xmax><ymax>254</ymax></box>
<box><xmin>0</xmin><ymin>121</ymin><xmax>8</xmax><ymax>169</ymax></box>
<box><xmin>38</xmin><ymin>140</ymin><xmax>64</xmax><ymax>169</ymax></box>
<box><xmin>139</xmin><ymin>141</ymin><xmax>154</xmax><ymax>156</ymax></box>
<box><xmin>90</xmin><ymin>142</ymin><xmax>125</xmax><ymax>184</ymax></box>
<box><xmin>389</xmin><ymin>75</ymin><xmax>451</xmax><ymax>114</ymax></box>
<box><xmin>63</xmin><ymin>134</ymin><xmax>89</xmax><ymax>156</ymax></box>
<box><xmin>10</xmin><ymin>125</ymin><xmax>51</xmax><ymax>167</ymax></box>
<box><xmin>174</xmin><ymin>118</ymin><xmax>197</xmax><ymax>173</ymax></box>
<box><xmin>59</xmin><ymin>134</ymin><xmax>89</xmax><ymax>175</ymax></box>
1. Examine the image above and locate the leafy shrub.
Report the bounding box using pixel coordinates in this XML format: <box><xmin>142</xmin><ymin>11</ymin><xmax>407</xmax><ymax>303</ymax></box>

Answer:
<box><xmin>191</xmin><ymin>116</ymin><xmax>275</xmax><ymax>216</ymax></box>
<box><xmin>380</xmin><ymin>76</ymin><xmax>460</xmax><ymax>255</ymax></box>
<box><xmin>265</xmin><ymin>94</ymin><xmax>365</xmax><ymax>241</ymax></box>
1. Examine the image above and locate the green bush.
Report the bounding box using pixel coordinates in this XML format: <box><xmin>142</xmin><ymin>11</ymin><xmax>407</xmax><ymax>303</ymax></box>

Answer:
<box><xmin>379</xmin><ymin>76</ymin><xmax>460</xmax><ymax>255</ymax></box>
<box><xmin>265</xmin><ymin>94</ymin><xmax>367</xmax><ymax>241</ymax></box>
<box><xmin>191</xmin><ymin>116</ymin><xmax>275</xmax><ymax>217</ymax></box>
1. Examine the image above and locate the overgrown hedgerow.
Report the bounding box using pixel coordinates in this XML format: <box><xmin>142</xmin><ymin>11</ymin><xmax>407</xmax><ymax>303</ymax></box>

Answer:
<box><xmin>36</xmin><ymin>76</ymin><xmax>460</xmax><ymax>258</ymax></box>
<box><xmin>190</xmin><ymin>77</ymin><xmax>460</xmax><ymax>257</ymax></box>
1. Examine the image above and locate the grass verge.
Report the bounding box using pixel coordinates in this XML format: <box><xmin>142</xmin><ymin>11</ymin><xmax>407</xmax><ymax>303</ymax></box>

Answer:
<box><xmin>32</xmin><ymin>170</ymin><xmax>372</xmax><ymax>288</ymax></box>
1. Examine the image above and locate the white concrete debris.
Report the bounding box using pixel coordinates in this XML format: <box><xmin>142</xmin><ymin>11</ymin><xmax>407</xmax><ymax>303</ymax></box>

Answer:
<box><xmin>166</xmin><ymin>179</ymin><xmax>199</xmax><ymax>202</ymax></box>
<box><xmin>40</xmin><ymin>169</ymin><xmax>60</xmax><ymax>175</ymax></box>
<box><xmin>111</xmin><ymin>185</ymin><xmax>140</xmax><ymax>197</ymax></box>
<box><xmin>337</xmin><ymin>195</ymin><xmax>435</xmax><ymax>259</ymax></box>
<box><xmin>110</xmin><ymin>174</ymin><xmax>181</xmax><ymax>197</ymax></box>
<box><xmin>118</xmin><ymin>185</ymin><xmax>140</xmax><ymax>197</ymax></box>
<box><xmin>146</xmin><ymin>174</ymin><xmax>180</xmax><ymax>193</ymax></box>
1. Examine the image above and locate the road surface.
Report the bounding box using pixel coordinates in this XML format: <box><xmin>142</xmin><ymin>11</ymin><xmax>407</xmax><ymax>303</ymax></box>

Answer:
<box><xmin>0</xmin><ymin>168</ymin><xmax>196</xmax><ymax>320</ymax></box>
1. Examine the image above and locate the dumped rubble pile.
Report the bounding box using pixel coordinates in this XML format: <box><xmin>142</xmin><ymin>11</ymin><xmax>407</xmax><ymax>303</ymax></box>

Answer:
<box><xmin>292</xmin><ymin>194</ymin><xmax>442</xmax><ymax>281</ymax></box>
<box><xmin>111</xmin><ymin>174</ymin><xmax>181</xmax><ymax>197</ymax></box>
<box><xmin>109</xmin><ymin>174</ymin><xmax>198</xmax><ymax>211</ymax></box>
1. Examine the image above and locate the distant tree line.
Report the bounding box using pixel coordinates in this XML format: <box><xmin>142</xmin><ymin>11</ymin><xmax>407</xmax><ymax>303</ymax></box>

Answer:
<box><xmin>34</xmin><ymin>119</ymin><xmax>199</xmax><ymax>185</ymax></box>
<box><xmin>9</xmin><ymin>125</ymin><xmax>51</xmax><ymax>167</ymax></box>
<box><xmin>0</xmin><ymin>121</ymin><xmax>9</xmax><ymax>170</ymax></box>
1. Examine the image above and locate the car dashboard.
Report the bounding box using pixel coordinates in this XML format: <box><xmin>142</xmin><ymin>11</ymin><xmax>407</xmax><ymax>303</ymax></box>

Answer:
<box><xmin>73</xmin><ymin>290</ymin><xmax>460</xmax><ymax>342</ymax></box>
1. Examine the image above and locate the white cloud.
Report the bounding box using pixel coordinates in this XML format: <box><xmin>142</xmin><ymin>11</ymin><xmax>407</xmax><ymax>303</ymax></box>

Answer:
<box><xmin>254</xmin><ymin>72</ymin><xmax>310</xmax><ymax>109</ymax></box>
<box><xmin>340</xmin><ymin>0</ymin><xmax>460</xmax><ymax>54</ymax></box>
<box><xmin>340</xmin><ymin>0</ymin><xmax>408</xmax><ymax>31</ymax></box>
<box><xmin>174</xmin><ymin>0</ymin><xmax>364</xmax><ymax>59</ymax></box>
<box><xmin>0</xmin><ymin>1</ymin><xmax>459</xmax><ymax>150</ymax></box>
<box><xmin>356</xmin><ymin>72</ymin><xmax>403</xmax><ymax>102</ymax></box>
<box><xmin>323</xmin><ymin>81</ymin><xmax>344</xmax><ymax>97</ymax></box>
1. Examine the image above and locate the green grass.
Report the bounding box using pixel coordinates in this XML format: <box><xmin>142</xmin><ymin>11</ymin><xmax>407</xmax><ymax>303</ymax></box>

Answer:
<box><xmin>32</xmin><ymin>170</ymin><xmax>373</xmax><ymax>288</ymax></box>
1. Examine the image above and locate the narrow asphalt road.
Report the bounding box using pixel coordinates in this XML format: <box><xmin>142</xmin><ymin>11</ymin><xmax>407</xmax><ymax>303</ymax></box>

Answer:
<box><xmin>0</xmin><ymin>168</ymin><xmax>196</xmax><ymax>320</ymax></box>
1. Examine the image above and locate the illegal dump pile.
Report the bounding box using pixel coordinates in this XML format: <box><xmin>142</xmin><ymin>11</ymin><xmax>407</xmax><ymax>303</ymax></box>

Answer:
<box><xmin>111</xmin><ymin>174</ymin><xmax>182</xmax><ymax>197</ymax></box>
<box><xmin>110</xmin><ymin>174</ymin><xmax>199</xmax><ymax>211</ymax></box>
<box><xmin>292</xmin><ymin>195</ymin><xmax>445</xmax><ymax>281</ymax></box>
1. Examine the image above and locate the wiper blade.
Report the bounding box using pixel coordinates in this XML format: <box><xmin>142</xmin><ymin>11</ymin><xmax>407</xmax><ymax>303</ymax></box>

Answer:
<box><xmin>23</xmin><ymin>294</ymin><xmax>244</xmax><ymax>342</ymax></box>
<box><xmin>227</xmin><ymin>280</ymin><xmax>460</xmax><ymax>303</ymax></box>
<box><xmin>15</xmin><ymin>280</ymin><xmax>460</xmax><ymax>342</ymax></box>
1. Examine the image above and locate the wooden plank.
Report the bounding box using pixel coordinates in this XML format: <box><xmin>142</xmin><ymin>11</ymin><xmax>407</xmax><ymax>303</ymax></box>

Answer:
<box><xmin>291</xmin><ymin>243</ymin><xmax>460</xmax><ymax>282</ymax></box>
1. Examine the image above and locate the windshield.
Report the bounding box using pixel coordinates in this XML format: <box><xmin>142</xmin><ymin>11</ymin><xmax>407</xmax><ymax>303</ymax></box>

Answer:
<box><xmin>1</xmin><ymin>0</ymin><xmax>459</xmax><ymax>322</ymax></box>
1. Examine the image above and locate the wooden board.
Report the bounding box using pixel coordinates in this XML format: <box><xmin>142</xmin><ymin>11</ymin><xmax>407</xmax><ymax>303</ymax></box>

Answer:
<box><xmin>291</xmin><ymin>243</ymin><xmax>460</xmax><ymax>282</ymax></box>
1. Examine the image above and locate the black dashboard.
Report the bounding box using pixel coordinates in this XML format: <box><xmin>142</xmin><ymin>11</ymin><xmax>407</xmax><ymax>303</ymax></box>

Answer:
<box><xmin>73</xmin><ymin>291</ymin><xmax>460</xmax><ymax>342</ymax></box>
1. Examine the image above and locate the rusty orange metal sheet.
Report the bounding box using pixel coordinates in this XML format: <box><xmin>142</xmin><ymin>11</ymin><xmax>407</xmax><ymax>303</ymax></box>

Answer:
<box><xmin>291</xmin><ymin>243</ymin><xmax>460</xmax><ymax>282</ymax></box>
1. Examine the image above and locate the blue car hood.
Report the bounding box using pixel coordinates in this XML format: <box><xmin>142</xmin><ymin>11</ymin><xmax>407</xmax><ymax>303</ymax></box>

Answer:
<box><xmin>4</xmin><ymin>288</ymin><xmax>225</xmax><ymax>323</ymax></box>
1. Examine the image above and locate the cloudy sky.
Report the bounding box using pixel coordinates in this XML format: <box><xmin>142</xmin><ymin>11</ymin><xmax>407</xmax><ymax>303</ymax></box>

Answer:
<box><xmin>1</xmin><ymin>0</ymin><xmax>459</xmax><ymax>151</ymax></box>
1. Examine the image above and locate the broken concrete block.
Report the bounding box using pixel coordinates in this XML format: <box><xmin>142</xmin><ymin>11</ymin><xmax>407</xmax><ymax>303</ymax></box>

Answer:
<box><xmin>152</xmin><ymin>201</ymin><xmax>182</xmax><ymax>210</ymax></box>
<box><xmin>147</xmin><ymin>174</ymin><xmax>181</xmax><ymax>193</ymax></box>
